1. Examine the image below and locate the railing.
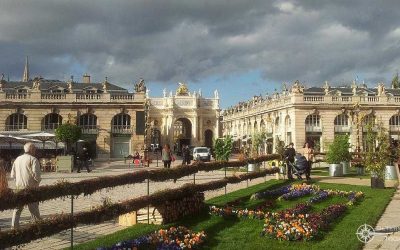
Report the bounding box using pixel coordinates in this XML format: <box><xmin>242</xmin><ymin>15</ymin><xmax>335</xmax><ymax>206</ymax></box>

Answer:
<box><xmin>332</xmin><ymin>96</ymin><xmax>352</xmax><ymax>102</ymax></box>
<box><xmin>110</xmin><ymin>94</ymin><xmax>135</xmax><ymax>100</ymax></box>
<box><xmin>334</xmin><ymin>125</ymin><xmax>351</xmax><ymax>133</ymax></box>
<box><xmin>80</xmin><ymin>125</ymin><xmax>99</xmax><ymax>134</ymax></box>
<box><xmin>389</xmin><ymin>125</ymin><xmax>400</xmax><ymax>132</ymax></box>
<box><xmin>111</xmin><ymin>125</ymin><xmax>133</xmax><ymax>134</ymax></box>
<box><xmin>303</xmin><ymin>96</ymin><xmax>324</xmax><ymax>102</ymax></box>
<box><xmin>41</xmin><ymin>93</ymin><xmax>66</xmax><ymax>100</ymax></box>
<box><xmin>42</xmin><ymin>123</ymin><xmax>61</xmax><ymax>131</ymax></box>
<box><xmin>76</xmin><ymin>93</ymin><xmax>102</xmax><ymax>100</ymax></box>
<box><xmin>5</xmin><ymin>93</ymin><xmax>29</xmax><ymax>99</ymax></box>
<box><xmin>362</xmin><ymin>96</ymin><xmax>379</xmax><ymax>102</ymax></box>
<box><xmin>305</xmin><ymin>125</ymin><xmax>322</xmax><ymax>132</ymax></box>
<box><xmin>5</xmin><ymin>124</ymin><xmax>27</xmax><ymax>131</ymax></box>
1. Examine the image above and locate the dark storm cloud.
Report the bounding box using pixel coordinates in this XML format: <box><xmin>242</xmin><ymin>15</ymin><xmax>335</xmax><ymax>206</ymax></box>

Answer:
<box><xmin>0</xmin><ymin>0</ymin><xmax>400</xmax><ymax>87</ymax></box>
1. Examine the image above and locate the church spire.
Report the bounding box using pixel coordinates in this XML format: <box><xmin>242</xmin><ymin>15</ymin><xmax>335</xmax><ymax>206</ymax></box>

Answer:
<box><xmin>22</xmin><ymin>56</ymin><xmax>29</xmax><ymax>82</ymax></box>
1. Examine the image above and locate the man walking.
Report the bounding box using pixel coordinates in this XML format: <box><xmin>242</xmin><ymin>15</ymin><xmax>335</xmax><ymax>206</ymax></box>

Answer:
<box><xmin>182</xmin><ymin>145</ymin><xmax>191</xmax><ymax>165</ymax></box>
<box><xmin>77</xmin><ymin>147</ymin><xmax>92</xmax><ymax>173</ymax></box>
<box><xmin>11</xmin><ymin>142</ymin><xmax>41</xmax><ymax>229</ymax></box>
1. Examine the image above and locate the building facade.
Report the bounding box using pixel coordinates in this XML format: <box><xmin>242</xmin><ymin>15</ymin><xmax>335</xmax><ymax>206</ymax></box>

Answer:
<box><xmin>148</xmin><ymin>83</ymin><xmax>220</xmax><ymax>152</ymax></box>
<box><xmin>222</xmin><ymin>80</ymin><xmax>400</xmax><ymax>153</ymax></box>
<box><xmin>0</xmin><ymin>63</ymin><xmax>146</xmax><ymax>159</ymax></box>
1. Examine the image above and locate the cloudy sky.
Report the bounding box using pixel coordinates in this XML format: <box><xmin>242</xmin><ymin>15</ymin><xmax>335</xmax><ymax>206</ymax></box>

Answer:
<box><xmin>1</xmin><ymin>0</ymin><xmax>400</xmax><ymax>108</ymax></box>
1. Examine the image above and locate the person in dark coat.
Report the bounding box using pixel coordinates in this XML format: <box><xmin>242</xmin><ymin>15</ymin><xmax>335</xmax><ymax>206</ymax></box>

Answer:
<box><xmin>283</xmin><ymin>142</ymin><xmax>296</xmax><ymax>180</ymax></box>
<box><xmin>77</xmin><ymin>147</ymin><xmax>92</xmax><ymax>173</ymax></box>
<box><xmin>182</xmin><ymin>145</ymin><xmax>191</xmax><ymax>165</ymax></box>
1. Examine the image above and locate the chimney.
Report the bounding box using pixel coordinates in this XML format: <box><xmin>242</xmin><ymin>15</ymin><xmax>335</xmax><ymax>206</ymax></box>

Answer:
<box><xmin>83</xmin><ymin>73</ymin><xmax>90</xmax><ymax>84</ymax></box>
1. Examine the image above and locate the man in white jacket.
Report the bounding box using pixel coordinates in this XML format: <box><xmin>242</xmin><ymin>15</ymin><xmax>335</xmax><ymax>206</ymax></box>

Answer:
<box><xmin>10</xmin><ymin>142</ymin><xmax>41</xmax><ymax>229</ymax></box>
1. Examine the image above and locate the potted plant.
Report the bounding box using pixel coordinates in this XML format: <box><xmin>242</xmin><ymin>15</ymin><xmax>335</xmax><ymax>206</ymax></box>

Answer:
<box><xmin>55</xmin><ymin>123</ymin><xmax>82</xmax><ymax>172</ymax></box>
<box><xmin>385</xmin><ymin>142</ymin><xmax>399</xmax><ymax>180</ymax></box>
<box><xmin>326</xmin><ymin>136</ymin><xmax>344</xmax><ymax>177</ymax></box>
<box><xmin>247</xmin><ymin>132</ymin><xmax>266</xmax><ymax>172</ymax></box>
<box><xmin>338</xmin><ymin>134</ymin><xmax>351</xmax><ymax>175</ymax></box>
<box><xmin>364</xmin><ymin>122</ymin><xmax>389</xmax><ymax>188</ymax></box>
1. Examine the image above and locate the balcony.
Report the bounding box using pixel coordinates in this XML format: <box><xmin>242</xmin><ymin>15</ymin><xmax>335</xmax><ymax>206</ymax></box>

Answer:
<box><xmin>5</xmin><ymin>124</ymin><xmax>27</xmax><ymax>131</ymax></box>
<box><xmin>80</xmin><ymin>125</ymin><xmax>99</xmax><ymax>134</ymax></box>
<box><xmin>111</xmin><ymin>125</ymin><xmax>133</xmax><ymax>134</ymax></box>
<box><xmin>334</xmin><ymin>125</ymin><xmax>351</xmax><ymax>133</ymax></box>
<box><xmin>305</xmin><ymin>125</ymin><xmax>322</xmax><ymax>133</ymax></box>
<box><xmin>42</xmin><ymin>123</ymin><xmax>61</xmax><ymax>132</ymax></box>
<box><xmin>390</xmin><ymin>125</ymin><xmax>400</xmax><ymax>132</ymax></box>
<box><xmin>6</xmin><ymin>93</ymin><xmax>29</xmax><ymax>99</ymax></box>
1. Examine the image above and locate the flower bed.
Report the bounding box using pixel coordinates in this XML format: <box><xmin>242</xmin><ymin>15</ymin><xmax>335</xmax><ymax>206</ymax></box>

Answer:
<box><xmin>262</xmin><ymin>204</ymin><xmax>347</xmax><ymax>241</ymax></box>
<box><xmin>278</xmin><ymin>183</ymin><xmax>320</xmax><ymax>201</ymax></box>
<box><xmin>97</xmin><ymin>226</ymin><xmax>206</xmax><ymax>250</ymax></box>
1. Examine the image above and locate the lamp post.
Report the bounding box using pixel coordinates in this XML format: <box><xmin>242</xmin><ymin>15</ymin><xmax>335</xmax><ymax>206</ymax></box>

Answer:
<box><xmin>144</xmin><ymin>99</ymin><xmax>151</xmax><ymax>168</ymax></box>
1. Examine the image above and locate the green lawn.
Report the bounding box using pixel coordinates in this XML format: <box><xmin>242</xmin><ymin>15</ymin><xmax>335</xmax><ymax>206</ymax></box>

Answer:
<box><xmin>72</xmin><ymin>180</ymin><xmax>395</xmax><ymax>250</ymax></box>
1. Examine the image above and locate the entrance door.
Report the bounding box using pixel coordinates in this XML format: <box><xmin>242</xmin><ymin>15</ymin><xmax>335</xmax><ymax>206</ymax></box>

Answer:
<box><xmin>112</xmin><ymin>136</ymin><xmax>131</xmax><ymax>158</ymax></box>
<box><xmin>204</xmin><ymin>130</ymin><xmax>213</xmax><ymax>148</ymax></box>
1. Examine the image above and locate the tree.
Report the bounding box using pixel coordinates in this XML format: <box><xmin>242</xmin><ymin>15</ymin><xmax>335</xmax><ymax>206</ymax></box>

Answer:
<box><xmin>251</xmin><ymin>132</ymin><xmax>266</xmax><ymax>157</ymax></box>
<box><xmin>55</xmin><ymin>123</ymin><xmax>82</xmax><ymax>154</ymax></box>
<box><xmin>213</xmin><ymin>136</ymin><xmax>233</xmax><ymax>161</ymax></box>
<box><xmin>392</xmin><ymin>71</ymin><xmax>399</xmax><ymax>89</ymax></box>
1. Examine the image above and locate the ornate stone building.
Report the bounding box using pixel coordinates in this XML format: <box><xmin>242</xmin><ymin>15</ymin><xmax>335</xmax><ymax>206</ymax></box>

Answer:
<box><xmin>222</xmin><ymin>80</ymin><xmax>400</xmax><ymax>153</ymax></box>
<box><xmin>0</xmin><ymin>59</ymin><xmax>146</xmax><ymax>159</ymax></box>
<box><xmin>148</xmin><ymin>83</ymin><xmax>220</xmax><ymax>152</ymax></box>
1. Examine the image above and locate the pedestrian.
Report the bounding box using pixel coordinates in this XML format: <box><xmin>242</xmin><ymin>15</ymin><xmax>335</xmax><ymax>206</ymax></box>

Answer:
<box><xmin>303</xmin><ymin>142</ymin><xmax>314</xmax><ymax>181</ymax></box>
<box><xmin>162</xmin><ymin>144</ymin><xmax>173</xmax><ymax>168</ymax></box>
<box><xmin>284</xmin><ymin>142</ymin><xmax>296</xmax><ymax>180</ymax></box>
<box><xmin>77</xmin><ymin>147</ymin><xmax>92</xmax><ymax>173</ymax></box>
<box><xmin>10</xmin><ymin>143</ymin><xmax>41</xmax><ymax>229</ymax></box>
<box><xmin>182</xmin><ymin>145</ymin><xmax>191</xmax><ymax>165</ymax></box>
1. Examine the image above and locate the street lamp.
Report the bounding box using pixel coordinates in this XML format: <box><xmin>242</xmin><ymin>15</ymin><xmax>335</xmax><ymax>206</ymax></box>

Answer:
<box><xmin>144</xmin><ymin>99</ymin><xmax>151</xmax><ymax>167</ymax></box>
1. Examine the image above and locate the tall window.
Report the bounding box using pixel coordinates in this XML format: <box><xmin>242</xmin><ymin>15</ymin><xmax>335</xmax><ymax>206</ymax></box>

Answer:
<box><xmin>79</xmin><ymin>114</ymin><xmax>97</xmax><ymax>127</ymax></box>
<box><xmin>305</xmin><ymin>114</ymin><xmax>320</xmax><ymax>127</ymax></box>
<box><xmin>334</xmin><ymin>114</ymin><xmax>349</xmax><ymax>126</ymax></box>
<box><xmin>389</xmin><ymin>115</ymin><xmax>400</xmax><ymax>126</ymax></box>
<box><xmin>42</xmin><ymin>113</ymin><xmax>62</xmax><ymax>130</ymax></box>
<box><xmin>6</xmin><ymin>113</ymin><xmax>27</xmax><ymax>131</ymax></box>
<box><xmin>362</xmin><ymin>114</ymin><xmax>375</xmax><ymax>126</ymax></box>
<box><xmin>112</xmin><ymin>114</ymin><xmax>131</xmax><ymax>128</ymax></box>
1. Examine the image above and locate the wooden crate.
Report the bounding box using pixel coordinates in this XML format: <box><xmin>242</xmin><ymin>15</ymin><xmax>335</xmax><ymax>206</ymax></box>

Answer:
<box><xmin>118</xmin><ymin>211</ymin><xmax>137</xmax><ymax>226</ymax></box>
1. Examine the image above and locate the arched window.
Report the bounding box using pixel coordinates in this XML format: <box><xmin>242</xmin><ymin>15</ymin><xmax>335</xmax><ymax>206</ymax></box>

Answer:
<box><xmin>79</xmin><ymin>114</ymin><xmax>98</xmax><ymax>133</ymax></box>
<box><xmin>285</xmin><ymin>116</ymin><xmax>291</xmax><ymax>129</ymax></box>
<box><xmin>6</xmin><ymin>113</ymin><xmax>27</xmax><ymax>131</ymax></box>
<box><xmin>42</xmin><ymin>113</ymin><xmax>62</xmax><ymax>131</ymax></box>
<box><xmin>362</xmin><ymin>114</ymin><xmax>375</xmax><ymax>126</ymax></box>
<box><xmin>305</xmin><ymin>114</ymin><xmax>320</xmax><ymax>127</ymax></box>
<box><xmin>389</xmin><ymin>115</ymin><xmax>400</xmax><ymax>126</ymax></box>
<box><xmin>111</xmin><ymin>113</ymin><xmax>131</xmax><ymax>134</ymax></box>
<box><xmin>79</xmin><ymin>114</ymin><xmax>97</xmax><ymax>127</ymax></box>
<box><xmin>260</xmin><ymin>119</ymin><xmax>266</xmax><ymax>132</ymax></box>
<box><xmin>334</xmin><ymin>114</ymin><xmax>349</xmax><ymax>126</ymax></box>
<box><xmin>253</xmin><ymin>121</ymin><xmax>258</xmax><ymax>133</ymax></box>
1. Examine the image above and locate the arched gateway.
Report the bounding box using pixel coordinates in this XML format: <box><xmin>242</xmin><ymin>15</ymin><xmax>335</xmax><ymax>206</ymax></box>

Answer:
<box><xmin>148</xmin><ymin>83</ymin><xmax>220</xmax><ymax>151</ymax></box>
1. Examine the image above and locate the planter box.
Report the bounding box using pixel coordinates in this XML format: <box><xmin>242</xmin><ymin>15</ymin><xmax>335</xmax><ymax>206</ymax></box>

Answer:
<box><xmin>248</xmin><ymin>163</ymin><xmax>260</xmax><ymax>172</ymax></box>
<box><xmin>341</xmin><ymin>161</ymin><xmax>350</xmax><ymax>175</ymax></box>
<box><xmin>118</xmin><ymin>211</ymin><xmax>137</xmax><ymax>226</ymax></box>
<box><xmin>385</xmin><ymin>165</ymin><xmax>398</xmax><ymax>180</ymax></box>
<box><xmin>56</xmin><ymin>155</ymin><xmax>73</xmax><ymax>173</ymax></box>
<box><xmin>329</xmin><ymin>163</ymin><xmax>343</xmax><ymax>177</ymax></box>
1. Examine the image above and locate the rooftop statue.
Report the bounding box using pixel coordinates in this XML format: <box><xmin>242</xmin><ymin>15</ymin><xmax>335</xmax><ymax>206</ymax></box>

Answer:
<box><xmin>176</xmin><ymin>82</ymin><xmax>189</xmax><ymax>96</ymax></box>
<box><xmin>134</xmin><ymin>78</ymin><xmax>146</xmax><ymax>93</ymax></box>
<box><xmin>32</xmin><ymin>77</ymin><xmax>41</xmax><ymax>91</ymax></box>
<box><xmin>291</xmin><ymin>80</ymin><xmax>304</xmax><ymax>93</ymax></box>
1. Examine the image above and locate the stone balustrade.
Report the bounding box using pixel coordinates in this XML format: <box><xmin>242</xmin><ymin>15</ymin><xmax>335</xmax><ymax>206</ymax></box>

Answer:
<box><xmin>0</xmin><ymin>92</ymin><xmax>141</xmax><ymax>103</ymax></box>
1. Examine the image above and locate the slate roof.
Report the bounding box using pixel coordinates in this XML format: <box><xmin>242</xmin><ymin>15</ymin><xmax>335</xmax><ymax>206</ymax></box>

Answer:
<box><xmin>0</xmin><ymin>79</ymin><xmax>129</xmax><ymax>93</ymax></box>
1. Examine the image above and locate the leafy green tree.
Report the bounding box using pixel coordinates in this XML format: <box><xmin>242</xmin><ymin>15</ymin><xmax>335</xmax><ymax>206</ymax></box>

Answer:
<box><xmin>392</xmin><ymin>72</ymin><xmax>399</xmax><ymax>89</ymax></box>
<box><xmin>213</xmin><ymin>136</ymin><xmax>233</xmax><ymax>161</ymax></box>
<box><xmin>364</xmin><ymin>121</ymin><xmax>390</xmax><ymax>180</ymax></box>
<box><xmin>55</xmin><ymin>123</ymin><xmax>82</xmax><ymax>154</ymax></box>
<box><xmin>251</xmin><ymin>132</ymin><xmax>266</xmax><ymax>157</ymax></box>
<box><xmin>326</xmin><ymin>134</ymin><xmax>351</xmax><ymax>164</ymax></box>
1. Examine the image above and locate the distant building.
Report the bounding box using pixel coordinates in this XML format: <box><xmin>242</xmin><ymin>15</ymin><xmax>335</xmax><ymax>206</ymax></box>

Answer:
<box><xmin>222</xmin><ymin>80</ymin><xmax>400</xmax><ymax>153</ymax></box>
<box><xmin>148</xmin><ymin>83</ymin><xmax>220</xmax><ymax>152</ymax></box>
<box><xmin>0</xmin><ymin>59</ymin><xmax>146</xmax><ymax>159</ymax></box>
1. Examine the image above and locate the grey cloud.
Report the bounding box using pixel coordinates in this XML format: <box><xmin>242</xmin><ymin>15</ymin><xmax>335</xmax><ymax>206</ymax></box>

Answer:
<box><xmin>0</xmin><ymin>0</ymin><xmax>400</xmax><ymax>89</ymax></box>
